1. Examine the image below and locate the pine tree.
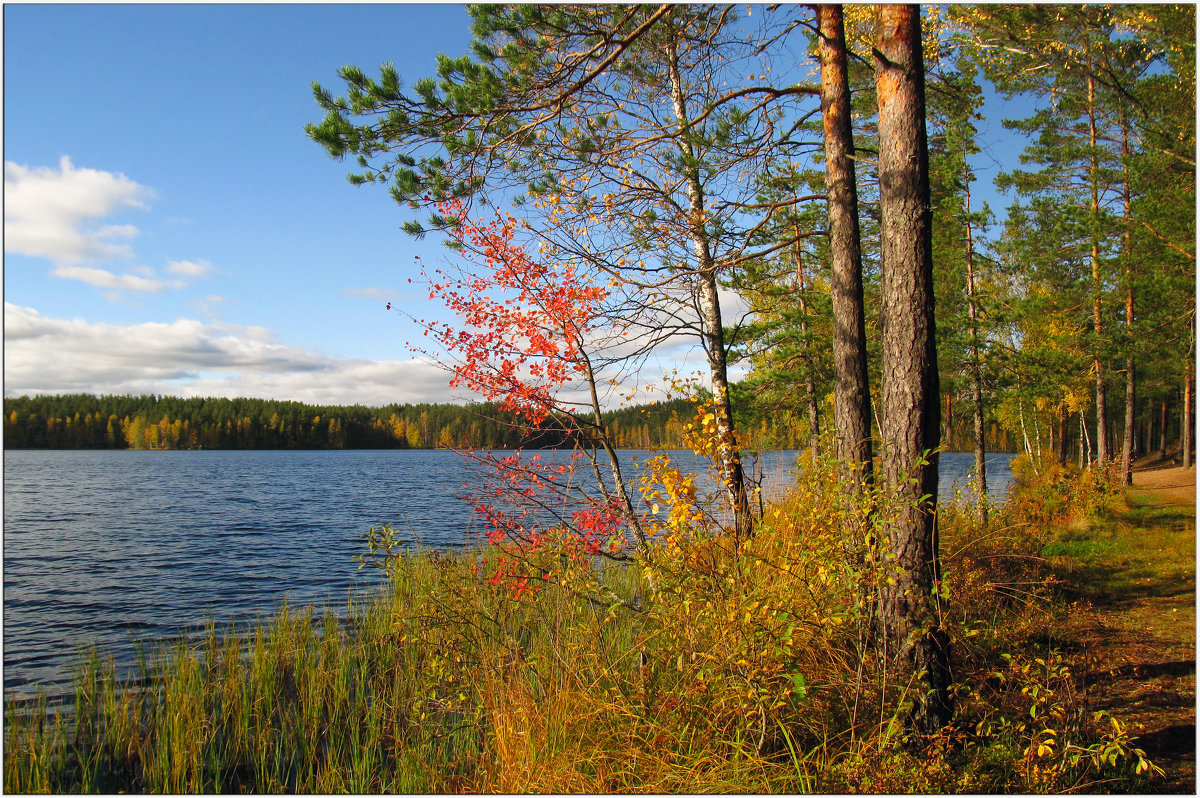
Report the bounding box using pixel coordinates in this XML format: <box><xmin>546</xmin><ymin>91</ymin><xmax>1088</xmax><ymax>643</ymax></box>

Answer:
<box><xmin>873</xmin><ymin>2</ymin><xmax>952</xmax><ymax>735</ymax></box>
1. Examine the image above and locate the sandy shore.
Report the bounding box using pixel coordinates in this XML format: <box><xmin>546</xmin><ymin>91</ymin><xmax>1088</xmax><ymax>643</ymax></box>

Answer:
<box><xmin>1130</xmin><ymin>459</ymin><xmax>1196</xmax><ymax>508</ymax></box>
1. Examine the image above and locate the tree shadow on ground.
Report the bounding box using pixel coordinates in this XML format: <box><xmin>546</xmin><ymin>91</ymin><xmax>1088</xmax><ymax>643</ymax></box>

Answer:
<box><xmin>1044</xmin><ymin>501</ymin><xmax>1195</xmax><ymax>609</ymax></box>
<box><xmin>1050</xmin><ymin>559</ymin><xmax>1195</xmax><ymax>607</ymax></box>
<box><xmin>1119</xmin><ymin>503</ymin><xmax>1195</xmax><ymax>532</ymax></box>
<box><xmin>1135</xmin><ymin>723</ymin><xmax>1196</xmax><ymax>762</ymax></box>
<box><xmin>1023</xmin><ymin>487</ymin><xmax>1197</xmax><ymax>793</ymax></box>
<box><xmin>1095</xmin><ymin>660</ymin><xmax>1197</xmax><ymax>681</ymax></box>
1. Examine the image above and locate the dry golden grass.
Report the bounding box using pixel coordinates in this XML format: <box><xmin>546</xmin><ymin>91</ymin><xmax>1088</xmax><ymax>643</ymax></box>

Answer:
<box><xmin>5</xmin><ymin>450</ymin><xmax>1177</xmax><ymax>794</ymax></box>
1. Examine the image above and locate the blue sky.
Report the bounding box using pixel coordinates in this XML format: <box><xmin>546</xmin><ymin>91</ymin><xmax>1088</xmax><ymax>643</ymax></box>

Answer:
<box><xmin>4</xmin><ymin>4</ymin><xmax>1031</xmax><ymax>407</ymax></box>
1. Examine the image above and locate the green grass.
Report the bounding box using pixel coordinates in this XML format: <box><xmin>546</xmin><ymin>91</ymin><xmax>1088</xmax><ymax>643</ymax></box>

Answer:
<box><xmin>1034</xmin><ymin>484</ymin><xmax>1195</xmax><ymax>603</ymax></box>
<box><xmin>1041</xmin><ymin>536</ymin><xmax>1130</xmax><ymax>560</ymax></box>
<box><xmin>6</xmin><ymin>572</ymin><xmax>499</xmax><ymax>793</ymax></box>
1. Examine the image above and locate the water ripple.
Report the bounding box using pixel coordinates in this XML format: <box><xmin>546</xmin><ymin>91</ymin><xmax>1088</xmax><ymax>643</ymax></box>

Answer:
<box><xmin>3</xmin><ymin>448</ymin><xmax>1012</xmax><ymax>697</ymax></box>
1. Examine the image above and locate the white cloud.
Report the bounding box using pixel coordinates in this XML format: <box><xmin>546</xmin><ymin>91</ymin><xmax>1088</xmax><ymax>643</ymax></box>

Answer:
<box><xmin>3</xmin><ymin>303</ymin><xmax>458</xmax><ymax>406</ymax></box>
<box><xmin>166</xmin><ymin>259</ymin><xmax>215</xmax><ymax>278</ymax></box>
<box><xmin>717</xmin><ymin>284</ymin><xmax>752</xmax><ymax>325</ymax></box>
<box><xmin>50</xmin><ymin>265</ymin><xmax>181</xmax><ymax>293</ymax></box>
<box><xmin>342</xmin><ymin>286</ymin><xmax>405</xmax><ymax>301</ymax></box>
<box><xmin>176</xmin><ymin>361</ymin><xmax>456</xmax><ymax>406</ymax></box>
<box><xmin>94</xmin><ymin>223</ymin><xmax>140</xmax><ymax>241</ymax></box>
<box><xmin>4</xmin><ymin>156</ymin><xmax>153</xmax><ymax>264</ymax></box>
<box><xmin>4</xmin><ymin>158</ymin><xmax>219</xmax><ymax>301</ymax></box>
<box><xmin>189</xmin><ymin>294</ymin><xmax>233</xmax><ymax>318</ymax></box>
<box><xmin>1</xmin><ymin>302</ymin><xmax>695</xmax><ymax>410</ymax></box>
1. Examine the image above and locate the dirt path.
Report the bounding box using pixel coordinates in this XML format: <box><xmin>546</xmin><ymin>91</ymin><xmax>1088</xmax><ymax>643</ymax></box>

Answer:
<box><xmin>1131</xmin><ymin>458</ymin><xmax>1197</xmax><ymax>508</ymax></box>
<box><xmin>1055</xmin><ymin>459</ymin><xmax>1195</xmax><ymax>792</ymax></box>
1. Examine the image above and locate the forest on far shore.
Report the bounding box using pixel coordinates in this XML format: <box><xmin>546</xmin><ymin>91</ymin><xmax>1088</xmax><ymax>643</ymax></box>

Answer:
<box><xmin>3</xmin><ymin>392</ymin><xmax>1026</xmax><ymax>453</ymax></box>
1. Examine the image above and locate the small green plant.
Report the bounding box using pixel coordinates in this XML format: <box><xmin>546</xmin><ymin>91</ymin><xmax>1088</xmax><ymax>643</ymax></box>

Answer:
<box><xmin>951</xmin><ymin>648</ymin><xmax>1161</xmax><ymax>792</ymax></box>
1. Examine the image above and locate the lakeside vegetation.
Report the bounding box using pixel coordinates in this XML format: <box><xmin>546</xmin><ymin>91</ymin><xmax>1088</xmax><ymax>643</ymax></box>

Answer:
<box><xmin>5</xmin><ymin>455</ymin><xmax>1186</xmax><ymax>793</ymax></box>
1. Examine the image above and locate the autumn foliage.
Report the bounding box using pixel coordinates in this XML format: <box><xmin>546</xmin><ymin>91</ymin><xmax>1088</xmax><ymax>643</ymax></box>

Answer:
<box><xmin>417</xmin><ymin>198</ymin><xmax>608</xmax><ymax>427</ymax></box>
<box><xmin>402</xmin><ymin>202</ymin><xmax>641</xmax><ymax>594</ymax></box>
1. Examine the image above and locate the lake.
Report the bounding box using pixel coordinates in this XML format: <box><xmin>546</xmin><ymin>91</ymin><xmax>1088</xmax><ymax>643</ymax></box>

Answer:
<box><xmin>3</xmin><ymin>448</ymin><xmax>1014</xmax><ymax>698</ymax></box>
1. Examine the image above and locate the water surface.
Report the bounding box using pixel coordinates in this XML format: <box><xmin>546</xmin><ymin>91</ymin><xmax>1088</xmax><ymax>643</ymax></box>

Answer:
<box><xmin>4</xmin><ymin>448</ymin><xmax>1012</xmax><ymax>697</ymax></box>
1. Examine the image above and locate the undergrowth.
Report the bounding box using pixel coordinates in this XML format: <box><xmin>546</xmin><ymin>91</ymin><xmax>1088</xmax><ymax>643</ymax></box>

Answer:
<box><xmin>4</xmin><ymin>451</ymin><xmax>1160</xmax><ymax>793</ymax></box>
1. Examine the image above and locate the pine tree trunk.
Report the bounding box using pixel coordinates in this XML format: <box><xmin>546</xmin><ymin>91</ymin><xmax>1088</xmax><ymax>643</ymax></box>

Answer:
<box><xmin>945</xmin><ymin>393</ymin><xmax>954</xmax><ymax>447</ymax></box>
<box><xmin>1161</xmin><ymin>399</ymin><xmax>1168</xmax><ymax>460</ymax></box>
<box><xmin>1086</xmin><ymin>58</ymin><xmax>1110</xmax><ymax>464</ymax></box>
<box><xmin>808</xmin><ymin>379</ymin><xmax>821</xmax><ymax>455</ymax></box>
<box><xmin>972</xmin><ymin>380</ymin><xmax>987</xmax><ymax>517</ymax></box>
<box><xmin>872</xmin><ymin>3</ymin><xmax>951</xmax><ymax>736</ymax></box>
<box><xmin>1184</xmin><ymin>363</ymin><xmax>1193</xmax><ymax>468</ymax></box>
<box><xmin>1119</xmin><ymin>112</ymin><xmax>1136</xmax><ymax>485</ymax></box>
<box><xmin>818</xmin><ymin>3</ymin><xmax>873</xmax><ymax>491</ymax></box>
<box><xmin>1122</xmin><ymin>363</ymin><xmax>1136</xmax><ymax>478</ymax></box>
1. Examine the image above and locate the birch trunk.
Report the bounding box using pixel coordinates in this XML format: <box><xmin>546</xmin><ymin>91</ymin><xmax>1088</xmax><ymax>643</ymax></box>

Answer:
<box><xmin>964</xmin><ymin>176</ymin><xmax>987</xmax><ymax>523</ymax></box>
<box><xmin>664</xmin><ymin>32</ymin><xmax>752</xmax><ymax>537</ymax></box>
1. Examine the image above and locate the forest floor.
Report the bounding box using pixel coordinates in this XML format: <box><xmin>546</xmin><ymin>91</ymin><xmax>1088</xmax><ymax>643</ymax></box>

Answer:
<box><xmin>1050</xmin><ymin>454</ymin><xmax>1195</xmax><ymax>792</ymax></box>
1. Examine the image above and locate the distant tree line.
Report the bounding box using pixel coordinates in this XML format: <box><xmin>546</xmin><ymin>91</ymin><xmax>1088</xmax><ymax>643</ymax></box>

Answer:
<box><xmin>3</xmin><ymin>394</ymin><xmax>721</xmax><ymax>451</ymax></box>
<box><xmin>3</xmin><ymin>393</ymin><xmax>1018</xmax><ymax>453</ymax></box>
